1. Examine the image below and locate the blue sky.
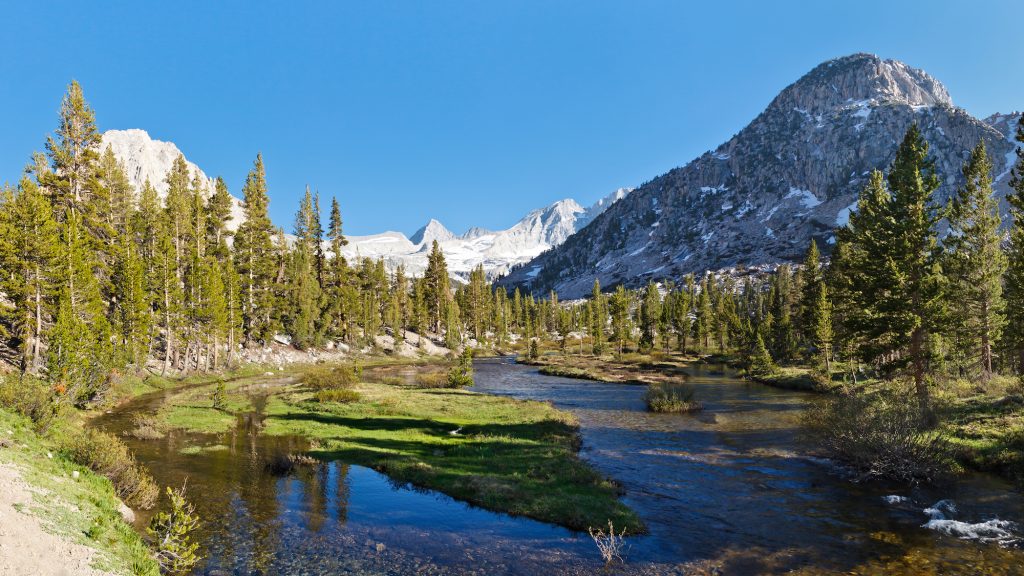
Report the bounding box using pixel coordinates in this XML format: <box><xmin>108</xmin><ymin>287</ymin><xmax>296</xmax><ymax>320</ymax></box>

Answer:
<box><xmin>0</xmin><ymin>1</ymin><xmax>1021</xmax><ymax>235</ymax></box>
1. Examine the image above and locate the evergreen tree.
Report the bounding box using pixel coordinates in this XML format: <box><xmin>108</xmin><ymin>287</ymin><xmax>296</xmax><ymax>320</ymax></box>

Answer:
<box><xmin>799</xmin><ymin>239</ymin><xmax>823</xmax><ymax>353</ymax></box>
<box><xmin>42</xmin><ymin>80</ymin><xmax>101</xmax><ymax>220</ymax></box>
<box><xmin>1004</xmin><ymin>117</ymin><xmax>1024</xmax><ymax>374</ymax></box>
<box><xmin>609</xmin><ymin>285</ymin><xmax>631</xmax><ymax>357</ymax></box>
<box><xmin>423</xmin><ymin>240</ymin><xmax>450</xmax><ymax>334</ymax></box>
<box><xmin>638</xmin><ymin>281</ymin><xmax>661</xmax><ymax>353</ymax></box>
<box><xmin>945</xmin><ymin>141</ymin><xmax>1005</xmax><ymax>379</ymax></box>
<box><xmin>590</xmin><ymin>279</ymin><xmax>605</xmax><ymax>355</ymax></box>
<box><xmin>0</xmin><ymin>178</ymin><xmax>60</xmax><ymax>373</ymax></box>
<box><xmin>234</xmin><ymin>154</ymin><xmax>276</xmax><ymax>343</ymax></box>
<box><xmin>835</xmin><ymin>125</ymin><xmax>944</xmax><ymax>413</ymax></box>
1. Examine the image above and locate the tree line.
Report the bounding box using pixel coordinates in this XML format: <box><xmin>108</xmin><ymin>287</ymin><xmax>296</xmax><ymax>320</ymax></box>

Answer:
<box><xmin>2</xmin><ymin>81</ymin><xmax>1022</xmax><ymax>417</ymax></box>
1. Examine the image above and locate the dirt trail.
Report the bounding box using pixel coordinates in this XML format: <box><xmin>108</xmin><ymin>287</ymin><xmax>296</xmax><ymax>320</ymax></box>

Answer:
<box><xmin>0</xmin><ymin>463</ymin><xmax>115</xmax><ymax>576</ymax></box>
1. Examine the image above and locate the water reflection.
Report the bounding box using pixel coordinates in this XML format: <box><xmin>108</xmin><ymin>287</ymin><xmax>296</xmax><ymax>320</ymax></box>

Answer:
<box><xmin>90</xmin><ymin>359</ymin><xmax>1024</xmax><ymax>575</ymax></box>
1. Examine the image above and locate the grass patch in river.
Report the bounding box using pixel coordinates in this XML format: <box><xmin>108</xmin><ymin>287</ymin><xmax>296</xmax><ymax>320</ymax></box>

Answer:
<box><xmin>179</xmin><ymin>444</ymin><xmax>229</xmax><ymax>456</ymax></box>
<box><xmin>158</xmin><ymin>378</ymin><xmax>256</xmax><ymax>434</ymax></box>
<box><xmin>157</xmin><ymin>371</ymin><xmax>644</xmax><ymax>534</ymax></box>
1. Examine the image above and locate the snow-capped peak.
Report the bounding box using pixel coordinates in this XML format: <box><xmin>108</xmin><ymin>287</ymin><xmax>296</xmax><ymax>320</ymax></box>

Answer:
<box><xmin>410</xmin><ymin>218</ymin><xmax>456</xmax><ymax>246</ymax></box>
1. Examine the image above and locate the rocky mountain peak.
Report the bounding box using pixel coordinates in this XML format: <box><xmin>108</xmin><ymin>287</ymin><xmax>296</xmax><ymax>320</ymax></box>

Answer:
<box><xmin>771</xmin><ymin>53</ymin><xmax>953</xmax><ymax>117</ymax></box>
<box><xmin>410</xmin><ymin>218</ymin><xmax>456</xmax><ymax>246</ymax></box>
<box><xmin>500</xmin><ymin>55</ymin><xmax>1016</xmax><ymax>298</ymax></box>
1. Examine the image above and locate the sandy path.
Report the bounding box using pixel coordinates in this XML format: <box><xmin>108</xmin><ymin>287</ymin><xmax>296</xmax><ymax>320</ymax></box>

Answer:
<box><xmin>0</xmin><ymin>463</ymin><xmax>116</xmax><ymax>576</ymax></box>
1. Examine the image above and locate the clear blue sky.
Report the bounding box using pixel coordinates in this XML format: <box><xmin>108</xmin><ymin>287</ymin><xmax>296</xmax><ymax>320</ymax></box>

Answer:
<box><xmin>1</xmin><ymin>1</ymin><xmax>1021</xmax><ymax>236</ymax></box>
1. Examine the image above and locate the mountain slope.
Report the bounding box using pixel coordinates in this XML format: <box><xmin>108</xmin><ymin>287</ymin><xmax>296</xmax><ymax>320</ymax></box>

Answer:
<box><xmin>500</xmin><ymin>53</ymin><xmax>1020</xmax><ymax>297</ymax></box>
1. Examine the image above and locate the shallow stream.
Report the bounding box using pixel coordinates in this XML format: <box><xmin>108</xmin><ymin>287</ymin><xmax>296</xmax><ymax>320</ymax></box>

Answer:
<box><xmin>92</xmin><ymin>359</ymin><xmax>1024</xmax><ymax>574</ymax></box>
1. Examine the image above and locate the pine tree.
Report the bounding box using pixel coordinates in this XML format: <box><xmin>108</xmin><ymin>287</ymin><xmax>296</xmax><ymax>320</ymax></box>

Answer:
<box><xmin>0</xmin><ymin>178</ymin><xmax>60</xmax><ymax>373</ymax></box>
<box><xmin>234</xmin><ymin>154</ymin><xmax>276</xmax><ymax>343</ymax></box>
<box><xmin>206</xmin><ymin>176</ymin><xmax>234</xmax><ymax>262</ymax></box>
<box><xmin>811</xmin><ymin>282</ymin><xmax>833</xmax><ymax>374</ymax></box>
<box><xmin>1004</xmin><ymin>117</ymin><xmax>1024</xmax><ymax>374</ymax></box>
<box><xmin>423</xmin><ymin>240</ymin><xmax>450</xmax><ymax>334</ymax></box>
<box><xmin>49</xmin><ymin>210</ymin><xmax>114</xmax><ymax>402</ymax></box>
<box><xmin>799</xmin><ymin>239</ymin><xmax>823</xmax><ymax>353</ymax></box>
<box><xmin>288</xmin><ymin>188</ymin><xmax>323</xmax><ymax>349</ymax></box>
<box><xmin>590</xmin><ymin>279</ymin><xmax>605</xmax><ymax>355</ymax></box>
<box><xmin>835</xmin><ymin>125</ymin><xmax>944</xmax><ymax>413</ymax></box>
<box><xmin>945</xmin><ymin>141</ymin><xmax>1005</xmax><ymax>379</ymax></box>
<box><xmin>638</xmin><ymin>281</ymin><xmax>660</xmax><ymax>353</ymax></box>
<box><xmin>42</xmin><ymin>80</ymin><xmax>101</xmax><ymax>220</ymax></box>
<box><xmin>609</xmin><ymin>285</ymin><xmax>631</xmax><ymax>357</ymax></box>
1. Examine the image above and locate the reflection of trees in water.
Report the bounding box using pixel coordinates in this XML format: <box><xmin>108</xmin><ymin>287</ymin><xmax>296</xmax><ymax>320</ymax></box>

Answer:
<box><xmin>334</xmin><ymin>463</ymin><xmax>351</xmax><ymax>524</ymax></box>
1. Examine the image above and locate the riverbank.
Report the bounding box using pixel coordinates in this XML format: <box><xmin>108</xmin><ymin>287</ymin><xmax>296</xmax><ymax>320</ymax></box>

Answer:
<box><xmin>118</xmin><ymin>364</ymin><xmax>644</xmax><ymax>534</ymax></box>
<box><xmin>0</xmin><ymin>409</ymin><xmax>157</xmax><ymax>575</ymax></box>
<box><xmin>524</xmin><ymin>350</ymin><xmax>1024</xmax><ymax>486</ymax></box>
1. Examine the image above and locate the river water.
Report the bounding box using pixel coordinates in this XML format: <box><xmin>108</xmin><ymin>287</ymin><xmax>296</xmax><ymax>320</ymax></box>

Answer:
<box><xmin>93</xmin><ymin>359</ymin><xmax>1024</xmax><ymax>575</ymax></box>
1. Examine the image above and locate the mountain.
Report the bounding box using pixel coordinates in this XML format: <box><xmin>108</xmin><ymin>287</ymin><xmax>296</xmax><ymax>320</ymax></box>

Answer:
<box><xmin>101</xmin><ymin>127</ymin><xmax>630</xmax><ymax>281</ymax></box>
<box><xmin>101</xmin><ymin>129</ymin><xmax>247</xmax><ymax>229</ymax></box>
<box><xmin>342</xmin><ymin>188</ymin><xmax>631</xmax><ymax>281</ymax></box>
<box><xmin>409</xmin><ymin>219</ymin><xmax>457</xmax><ymax>246</ymax></box>
<box><xmin>499</xmin><ymin>53</ymin><xmax>1021</xmax><ymax>297</ymax></box>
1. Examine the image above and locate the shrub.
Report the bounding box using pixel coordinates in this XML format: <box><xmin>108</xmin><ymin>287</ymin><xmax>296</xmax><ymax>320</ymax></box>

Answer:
<box><xmin>644</xmin><ymin>383</ymin><xmax>703</xmax><ymax>413</ymax></box>
<box><xmin>148</xmin><ymin>484</ymin><xmax>201</xmax><ymax>575</ymax></box>
<box><xmin>302</xmin><ymin>365</ymin><xmax>358</xmax><ymax>390</ymax></box>
<box><xmin>212</xmin><ymin>380</ymin><xmax>226</xmax><ymax>410</ymax></box>
<box><xmin>313</xmin><ymin>389</ymin><xmax>361</xmax><ymax>403</ymax></box>
<box><xmin>62</xmin><ymin>428</ymin><xmax>159</xmax><ymax>509</ymax></box>
<box><xmin>529</xmin><ymin>339</ymin><xmax>540</xmax><ymax>360</ymax></box>
<box><xmin>803</xmin><ymin>387</ymin><xmax>951</xmax><ymax>484</ymax></box>
<box><xmin>414</xmin><ymin>372</ymin><xmax>450</xmax><ymax>388</ymax></box>
<box><xmin>447</xmin><ymin>348</ymin><xmax>474</xmax><ymax>388</ymax></box>
<box><xmin>588</xmin><ymin>520</ymin><xmax>627</xmax><ymax>566</ymax></box>
<box><xmin>0</xmin><ymin>373</ymin><xmax>58</xmax><ymax>430</ymax></box>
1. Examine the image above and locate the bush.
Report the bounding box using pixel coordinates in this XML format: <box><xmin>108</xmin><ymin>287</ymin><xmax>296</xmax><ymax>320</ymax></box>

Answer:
<box><xmin>0</xmin><ymin>373</ymin><xmax>58</xmax><ymax>430</ymax></box>
<box><xmin>414</xmin><ymin>372</ymin><xmax>451</xmax><ymax>388</ymax></box>
<box><xmin>446</xmin><ymin>348</ymin><xmax>474</xmax><ymax>388</ymax></box>
<box><xmin>148</xmin><ymin>484</ymin><xmax>201</xmax><ymax>575</ymax></box>
<box><xmin>803</xmin><ymin>387</ymin><xmax>951</xmax><ymax>484</ymax></box>
<box><xmin>212</xmin><ymin>380</ymin><xmax>226</xmax><ymax>410</ymax></box>
<box><xmin>302</xmin><ymin>365</ymin><xmax>358</xmax><ymax>390</ymax></box>
<box><xmin>313</xmin><ymin>389</ymin><xmax>361</xmax><ymax>403</ymax></box>
<box><xmin>62</xmin><ymin>428</ymin><xmax>159</xmax><ymax>509</ymax></box>
<box><xmin>645</xmin><ymin>383</ymin><xmax>703</xmax><ymax>413</ymax></box>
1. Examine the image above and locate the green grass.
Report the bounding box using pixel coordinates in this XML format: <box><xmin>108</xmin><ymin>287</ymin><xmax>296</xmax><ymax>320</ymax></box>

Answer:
<box><xmin>751</xmin><ymin>366</ymin><xmax>833</xmax><ymax>392</ymax></box>
<box><xmin>537</xmin><ymin>365</ymin><xmax>603</xmax><ymax>380</ymax></box>
<box><xmin>265</xmin><ymin>382</ymin><xmax>642</xmax><ymax>532</ymax></box>
<box><xmin>935</xmin><ymin>378</ymin><xmax>1024</xmax><ymax>483</ymax></box>
<box><xmin>158</xmin><ymin>379</ymin><xmax>254</xmax><ymax>434</ymax></box>
<box><xmin>0</xmin><ymin>409</ymin><xmax>159</xmax><ymax>575</ymax></box>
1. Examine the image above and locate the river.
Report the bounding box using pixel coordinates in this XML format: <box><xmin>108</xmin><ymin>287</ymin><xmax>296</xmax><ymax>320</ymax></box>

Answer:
<box><xmin>92</xmin><ymin>358</ymin><xmax>1024</xmax><ymax>575</ymax></box>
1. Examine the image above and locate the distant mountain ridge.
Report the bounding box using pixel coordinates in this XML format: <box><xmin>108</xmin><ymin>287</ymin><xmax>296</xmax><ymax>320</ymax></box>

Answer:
<box><xmin>499</xmin><ymin>53</ymin><xmax>1021</xmax><ymax>297</ymax></box>
<box><xmin>100</xmin><ymin>128</ymin><xmax>630</xmax><ymax>282</ymax></box>
<box><xmin>341</xmin><ymin>188</ymin><xmax>631</xmax><ymax>281</ymax></box>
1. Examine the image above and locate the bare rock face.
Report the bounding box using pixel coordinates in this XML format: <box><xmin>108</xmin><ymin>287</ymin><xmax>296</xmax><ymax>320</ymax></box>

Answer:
<box><xmin>500</xmin><ymin>53</ymin><xmax>1020</xmax><ymax>298</ymax></box>
<box><xmin>100</xmin><ymin>129</ymin><xmax>246</xmax><ymax>231</ymax></box>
